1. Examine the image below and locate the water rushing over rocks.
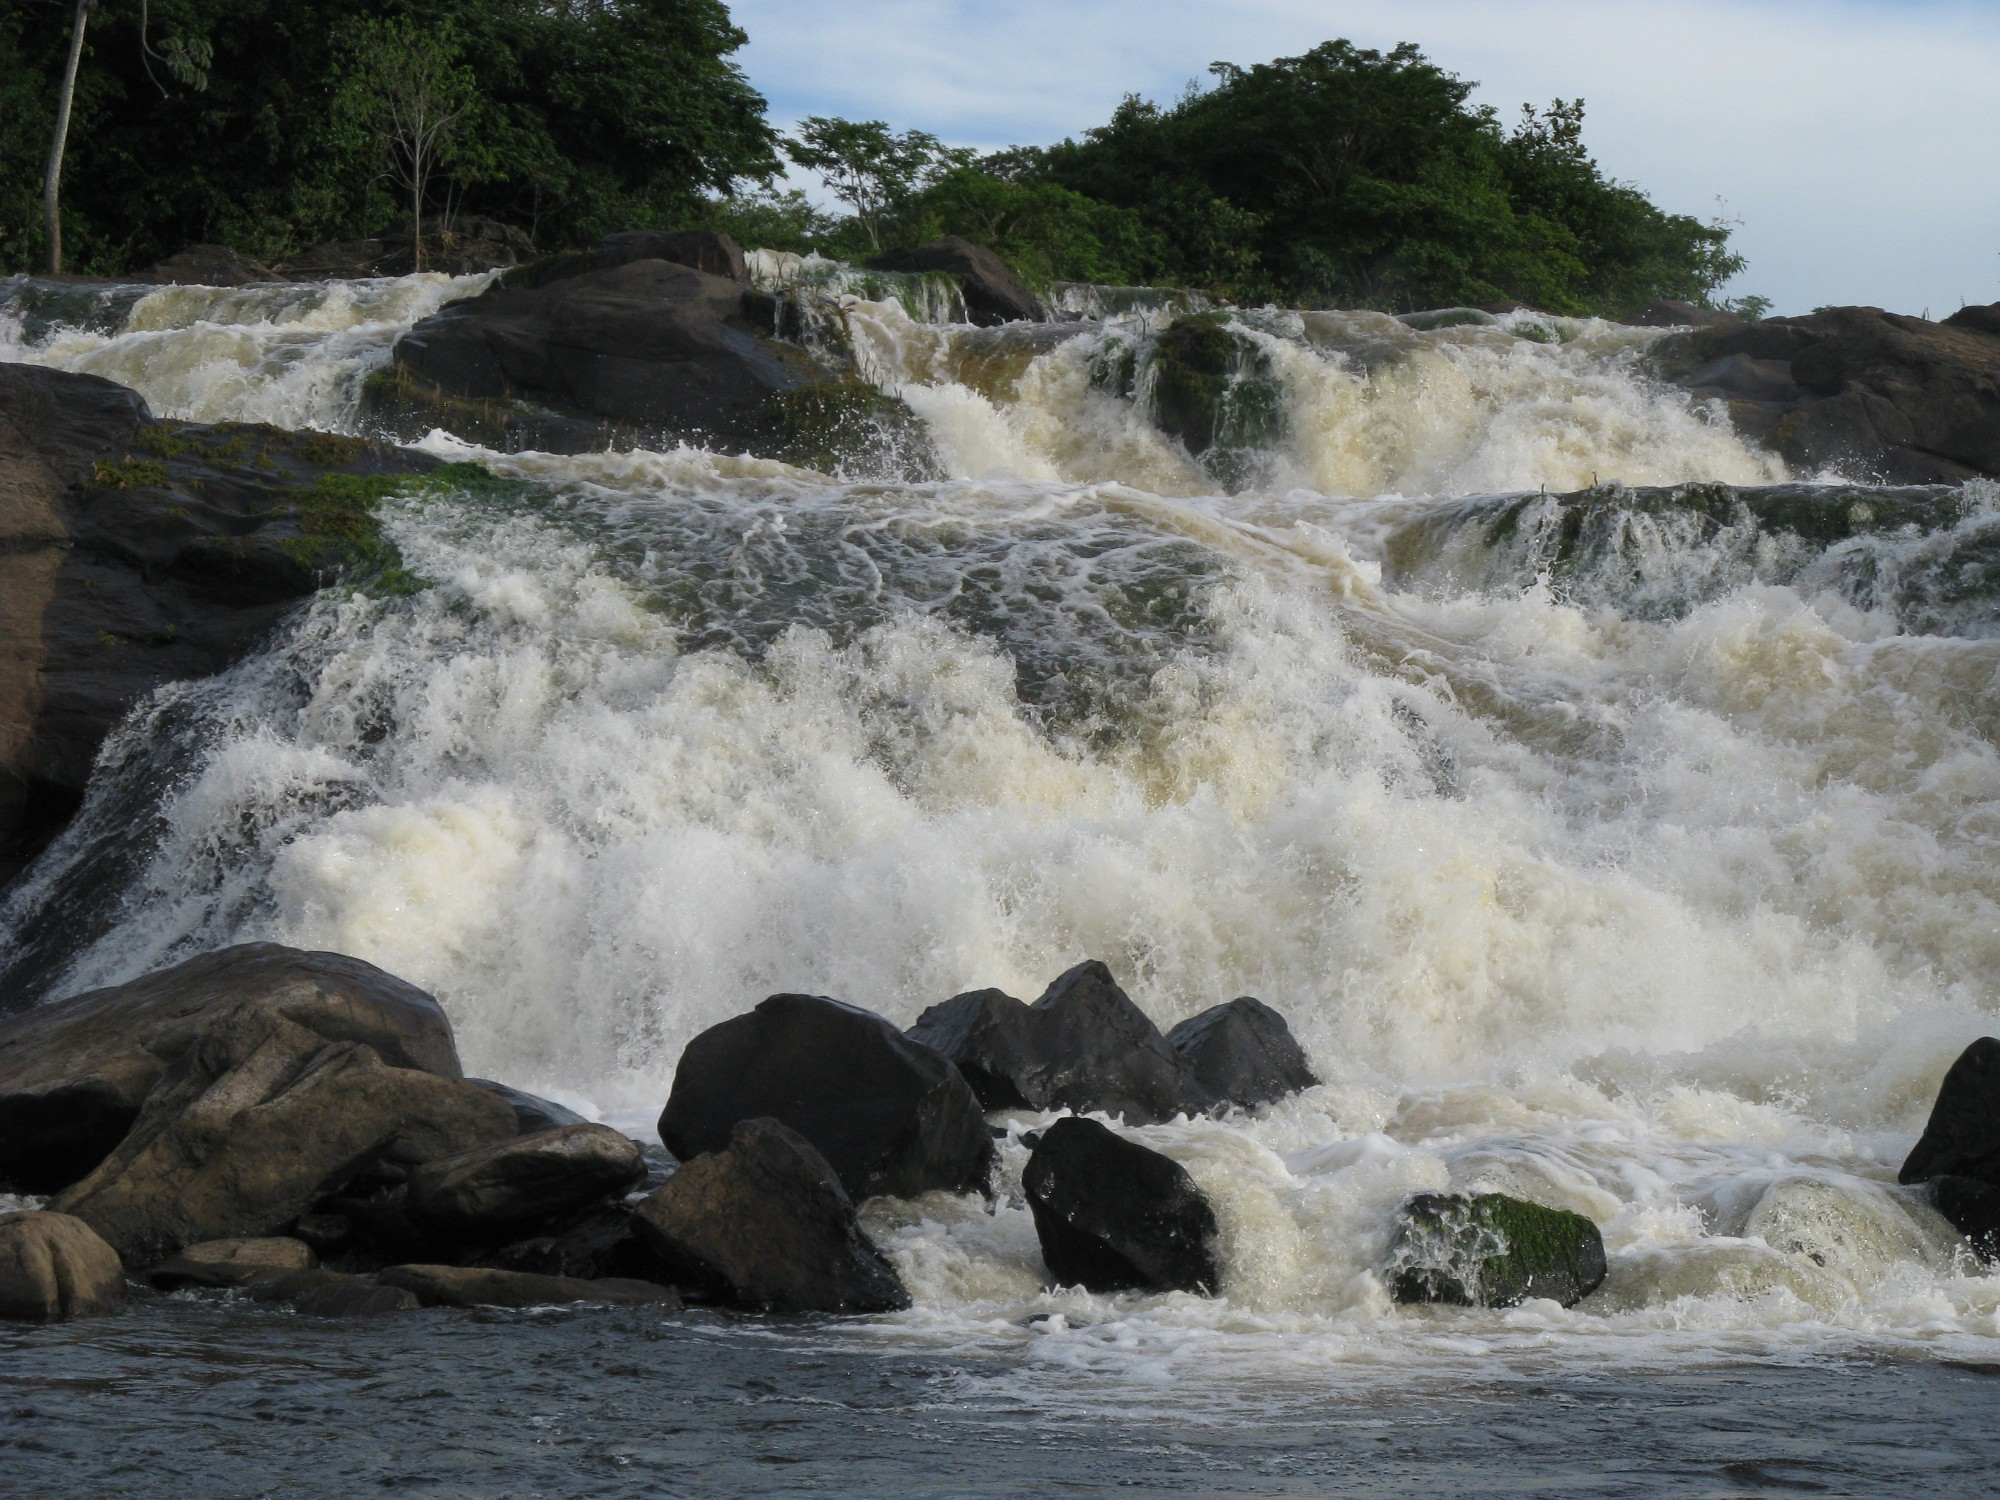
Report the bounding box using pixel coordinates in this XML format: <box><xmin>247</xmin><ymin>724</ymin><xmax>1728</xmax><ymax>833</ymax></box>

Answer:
<box><xmin>4</xmin><ymin>260</ymin><xmax>2000</xmax><ymax>1480</ymax></box>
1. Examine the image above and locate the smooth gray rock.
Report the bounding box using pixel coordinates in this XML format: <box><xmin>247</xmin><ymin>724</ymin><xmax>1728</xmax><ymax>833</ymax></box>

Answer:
<box><xmin>0</xmin><ymin>1210</ymin><xmax>125</xmax><ymax>1321</ymax></box>
<box><xmin>145</xmin><ymin>1235</ymin><xmax>315</xmax><ymax>1289</ymax></box>
<box><xmin>406</xmin><ymin>1122</ymin><xmax>644</xmax><ymax>1242</ymax></box>
<box><xmin>468</xmin><ymin>1079</ymin><xmax>588</xmax><ymax>1136</ymax></box>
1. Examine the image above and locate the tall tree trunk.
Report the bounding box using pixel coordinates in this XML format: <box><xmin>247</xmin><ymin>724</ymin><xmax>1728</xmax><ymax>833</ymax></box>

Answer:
<box><xmin>44</xmin><ymin>0</ymin><xmax>96</xmax><ymax>276</ymax></box>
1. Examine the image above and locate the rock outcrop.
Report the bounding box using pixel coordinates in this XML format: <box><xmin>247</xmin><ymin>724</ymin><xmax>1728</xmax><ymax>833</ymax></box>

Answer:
<box><xmin>866</xmin><ymin>237</ymin><xmax>1045</xmax><ymax>326</ymax></box>
<box><xmin>631</xmin><ymin>1117</ymin><xmax>908</xmax><ymax>1314</ymax></box>
<box><xmin>405</xmin><ymin>1122</ymin><xmax>644</xmax><ymax>1244</ymax></box>
<box><xmin>135</xmin><ymin>244</ymin><xmax>280</xmax><ymax>287</ymax></box>
<box><xmin>1653</xmin><ymin>304</ymin><xmax>2000</xmax><ymax>483</ymax></box>
<box><xmin>1165</xmin><ymin>997</ymin><xmax>1318</xmax><ymax>1111</ymax></box>
<box><xmin>507</xmin><ymin>229</ymin><xmax>749</xmax><ymax>290</ymax></box>
<box><xmin>0</xmin><ymin>1210</ymin><xmax>126</xmax><ymax>1321</ymax></box>
<box><xmin>377</xmin><ymin>1263</ymin><xmax>678</xmax><ymax>1309</ymax></box>
<box><xmin>371</xmin><ymin>258</ymin><xmax>817</xmax><ymax>454</ymax></box>
<box><xmin>271</xmin><ymin>216</ymin><xmax>534</xmax><ymax>280</ymax></box>
<box><xmin>144</xmin><ymin>1235</ymin><xmax>316</xmax><ymax>1290</ymax></box>
<box><xmin>1021</xmin><ymin>1117</ymin><xmax>1219</xmax><ymax>1295</ymax></box>
<box><xmin>478</xmin><ymin>1202</ymin><xmax>661</xmax><ymax>1282</ymax></box>
<box><xmin>660</xmin><ymin>993</ymin><xmax>993</xmax><ymax>1201</ymax></box>
<box><xmin>0</xmin><ymin>943</ymin><xmax>463</xmax><ymax>1192</ymax></box>
<box><xmin>0</xmin><ymin>363</ymin><xmax>435</xmax><ymax>899</ymax></box>
<box><xmin>907</xmin><ymin>961</ymin><xmax>1202</xmax><ymax>1124</ymax></box>
<box><xmin>467</xmin><ymin>1079</ymin><xmax>588</xmax><ymax>1137</ymax></box>
<box><xmin>1387</xmin><ymin>1192</ymin><xmax>1607</xmax><ymax>1308</ymax></box>
<box><xmin>51</xmin><ymin>1001</ymin><xmax>515</xmax><ymax>1265</ymax></box>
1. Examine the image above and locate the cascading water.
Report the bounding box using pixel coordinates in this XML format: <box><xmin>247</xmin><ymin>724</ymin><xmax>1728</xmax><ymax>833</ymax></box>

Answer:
<box><xmin>5</xmin><ymin>264</ymin><xmax>2000</xmax><ymax>1390</ymax></box>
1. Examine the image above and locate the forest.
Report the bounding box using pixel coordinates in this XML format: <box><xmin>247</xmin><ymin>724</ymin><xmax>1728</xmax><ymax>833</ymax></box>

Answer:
<box><xmin>2</xmin><ymin>1</ymin><xmax>1747</xmax><ymax>316</ymax></box>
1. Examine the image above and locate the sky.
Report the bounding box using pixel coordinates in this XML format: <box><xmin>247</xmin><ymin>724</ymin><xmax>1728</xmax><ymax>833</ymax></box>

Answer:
<box><xmin>727</xmin><ymin>0</ymin><xmax>2000</xmax><ymax>317</ymax></box>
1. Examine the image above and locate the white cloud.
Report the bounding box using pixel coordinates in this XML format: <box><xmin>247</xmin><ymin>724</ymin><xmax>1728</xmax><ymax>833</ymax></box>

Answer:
<box><xmin>729</xmin><ymin>0</ymin><xmax>2000</xmax><ymax>315</ymax></box>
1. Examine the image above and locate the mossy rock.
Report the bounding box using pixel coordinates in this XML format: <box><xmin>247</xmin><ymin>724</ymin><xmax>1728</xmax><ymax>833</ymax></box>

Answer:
<box><xmin>1144</xmin><ymin>312</ymin><xmax>1287</xmax><ymax>488</ymax></box>
<box><xmin>755</xmin><ymin>378</ymin><xmax>942</xmax><ymax>480</ymax></box>
<box><xmin>1387</xmin><ymin>1191</ymin><xmax>1606</xmax><ymax>1308</ymax></box>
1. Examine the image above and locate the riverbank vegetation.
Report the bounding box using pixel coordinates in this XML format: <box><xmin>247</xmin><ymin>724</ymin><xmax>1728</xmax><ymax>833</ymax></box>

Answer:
<box><xmin>2</xmin><ymin>3</ymin><xmax>1742</xmax><ymax>315</ymax></box>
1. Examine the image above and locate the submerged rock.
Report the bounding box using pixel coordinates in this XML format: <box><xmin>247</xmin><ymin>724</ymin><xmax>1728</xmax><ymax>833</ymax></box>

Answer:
<box><xmin>865</xmin><ymin>236</ymin><xmax>1045</xmax><ymax>327</ymax></box>
<box><xmin>145</xmin><ymin>1235</ymin><xmax>316</xmax><ymax>1289</ymax></box>
<box><xmin>406</xmin><ymin>1122</ymin><xmax>643</xmax><ymax>1245</ymax></box>
<box><xmin>1900</xmin><ymin>1038</ymin><xmax>2000</xmax><ymax>1188</ymax></box>
<box><xmin>908</xmin><ymin>961</ymin><xmax>1201</xmax><ymax>1125</ymax></box>
<box><xmin>1165</xmin><ymin>997</ymin><xmax>1318</xmax><ymax>1110</ymax></box>
<box><xmin>631</xmin><ymin>1117</ymin><xmax>908</xmax><ymax>1314</ymax></box>
<box><xmin>660</xmin><ymin>993</ymin><xmax>993</xmax><ymax>1201</ymax></box>
<box><xmin>1388</xmin><ymin>1192</ymin><xmax>1606</xmax><ymax>1309</ymax></box>
<box><xmin>52</xmin><ymin>1002</ymin><xmax>515</xmax><ymax>1265</ymax></box>
<box><xmin>1653</xmin><ymin>304</ymin><xmax>2000</xmax><ymax>482</ymax></box>
<box><xmin>1021</xmin><ymin>1117</ymin><xmax>1220</xmax><ymax>1295</ymax></box>
<box><xmin>378</xmin><ymin>1263</ymin><xmax>678</xmax><ymax>1310</ymax></box>
<box><xmin>0</xmin><ymin>1210</ymin><xmax>125</xmax><ymax>1322</ymax></box>
<box><xmin>0</xmin><ymin>943</ymin><xmax>464</xmax><ymax>1193</ymax></box>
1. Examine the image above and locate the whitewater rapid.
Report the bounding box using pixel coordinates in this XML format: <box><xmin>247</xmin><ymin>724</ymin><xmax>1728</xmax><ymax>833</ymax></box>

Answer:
<box><xmin>5</xmin><ymin>269</ymin><xmax>2000</xmax><ymax>1374</ymax></box>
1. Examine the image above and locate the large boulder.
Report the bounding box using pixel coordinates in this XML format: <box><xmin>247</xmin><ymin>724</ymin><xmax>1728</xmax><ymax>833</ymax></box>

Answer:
<box><xmin>866</xmin><ymin>236</ymin><xmax>1045</xmax><ymax>327</ymax></box>
<box><xmin>1653</xmin><ymin>305</ymin><xmax>2000</xmax><ymax>482</ymax></box>
<box><xmin>405</xmin><ymin>1122</ymin><xmax>644</xmax><ymax>1244</ymax></box>
<box><xmin>0</xmin><ymin>363</ymin><xmax>435</xmax><ymax>905</ymax></box>
<box><xmin>907</xmin><ymin>961</ymin><xmax>1201</xmax><ymax>1124</ymax></box>
<box><xmin>467</xmin><ymin>1079</ymin><xmax>588</xmax><ymax>1136</ymax></box>
<box><xmin>1021</xmin><ymin>1117</ymin><xmax>1219</xmax><ymax>1295</ymax></box>
<box><xmin>510</xmin><ymin>230</ymin><xmax>748</xmax><ymax>290</ymax></box>
<box><xmin>1387</xmin><ymin>1192</ymin><xmax>1607</xmax><ymax>1309</ymax></box>
<box><xmin>0</xmin><ymin>1210</ymin><xmax>125</xmax><ymax>1321</ymax></box>
<box><xmin>1165</xmin><ymin>997</ymin><xmax>1318</xmax><ymax>1111</ymax></box>
<box><xmin>377</xmin><ymin>1263</ymin><xmax>678</xmax><ymax>1309</ymax></box>
<box><xmin>659</xmin><ymin>993</ymin><xmax>993</xmax><ymax>1201</ymax></box>
<box><xmin>630</xmin><ymin>1117</ymin><xmax>908</xmax><ymax>1314</ymax></box>
<box><xmin>1930</xmin><ymin>1176</ymin><xmax>2000</xmax><ymax>1261</ymax></box>
<box><xmin>1900</xmin><ymin>1038</ymin><xmax>2000</xmax><ymax>1187</ymax></box>
<box><xmin>0</xmin><ymin>943</ymin><xmax>463</xmax><ymax>1193</ymax></box>
<box><xmin>374</xmin><ymin>258</ymin><xmax>817</xmax><ymax>454</ymax></box>
<box><xmin>144</xmin><ymin>1235</ymin><xmax>316</xmax><ymax>1290</ymax></box>
<box><xmin>51</xmin><ymin>1002</ymin><xmax>515</xmax><ymax>1265</ymax></box>
<box><xmin>478</xmin><ymin>1202</ymin><xmax>663</xmax><ymax>1282</ymax></box>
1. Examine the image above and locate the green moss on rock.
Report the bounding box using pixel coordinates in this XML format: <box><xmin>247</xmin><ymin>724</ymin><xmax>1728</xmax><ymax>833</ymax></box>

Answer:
<box><xmin>1145</xmin><ymin>312</ymin><xmax>1288</xmax><ymax>489</ymax></box>
<box><xmin>1388</xmin><ymin>1191</ymin><xmax>1607</xmax><ymax>1308</ymax></box>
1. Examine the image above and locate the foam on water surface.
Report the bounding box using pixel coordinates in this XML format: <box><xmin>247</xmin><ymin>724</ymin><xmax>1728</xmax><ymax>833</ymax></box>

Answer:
<box><xmin>3</xmin><ymin>268</ymin><xmax>1998</xmax><ymax>1375</ymax></box>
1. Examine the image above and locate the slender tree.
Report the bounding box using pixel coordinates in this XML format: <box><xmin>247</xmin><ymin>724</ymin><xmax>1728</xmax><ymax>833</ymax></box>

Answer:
<box><xmin>783</xmin><ymin>117</ymin><xmax>964</xmax><ymax>251</ymax></box>
<box><xmin>41</xmin><ymin>0</ymin><xmax>208</xmax><ymax>274</ymax></box>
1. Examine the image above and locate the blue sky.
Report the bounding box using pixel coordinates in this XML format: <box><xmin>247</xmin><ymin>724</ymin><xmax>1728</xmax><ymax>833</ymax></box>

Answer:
<box><xmin>727</xmin><ymin>0</ymin><xmax>2000</xmax><ymax>316</ymax></box>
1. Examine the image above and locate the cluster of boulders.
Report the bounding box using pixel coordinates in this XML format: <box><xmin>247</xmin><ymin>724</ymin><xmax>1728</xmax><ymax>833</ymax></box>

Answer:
<box><xmin>0</xmin><ymin>946</ymin><xmax>1326</xmax><ymax>1323</ymax></box>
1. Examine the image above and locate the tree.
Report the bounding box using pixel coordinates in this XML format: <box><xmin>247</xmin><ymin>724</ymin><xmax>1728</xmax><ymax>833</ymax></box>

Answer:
<box><xmin>332</xmin><ymin>18</ymin><xmax>479</xmax><ymax>272</ymax></box>
<box><xmin>782</xmin><ymin>116</ymin><xmax>963</xmax><ymax>251</ymax></box>
<box><xmin>40</xmin><ymin>0</ymin><xmax>209</xmax><ymax>274</ymax></box>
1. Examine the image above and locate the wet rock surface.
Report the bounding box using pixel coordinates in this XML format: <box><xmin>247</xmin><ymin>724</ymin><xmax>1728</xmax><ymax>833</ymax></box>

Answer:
<box><xmin>1654</xmin><ymin>303</ymin><xmax>2000</xmax><ymax>482</ymax></box>
<box><xmin>0</xmin><ymin>364</ymin><xmax>435</xmax><ymax>901</ymax></box>
<box><xmin>632</xmin><ymin>1117</ymin><xmax>908</xmax><ymax>1314</ymax></box>
<box><xmin>51</xmin><ymin>1002</ymin><xmax>514</xmax><ymax>1265</ymax></box>
<box><xmin>0</xmin><ymin>1210</ymin><xmax>125</xmax><ymax>1321</ymax></box>
<box><xmin>145</xmin><ymin>1235</ymin><xmax>316</xmax><ymax>1289</ymax></box>
<box><xmin>250</xmin><ymin>1267</ymin><xmax>421</xmax><ymax>1317</ymax></box>
<box><xmin>1900</xmin><ymin>1038</ymin><xmax>2000</xmax><ymax>1188</ymax></box>
<box><xmin>1165</xmin><ymin>996</ymin><xmax>1319</xmax><ymax>1111</ymax></box>
<box><xmin>0</xmin><ymin>943</ymin><xmax>464</xmax><ymax>1191</ymax></box>
<box><xmin>867</xmin><ymin>236</ymin><xmax>1045</xmax><ymax>326</ymax></box>
<box><xmin>406</xmin><ymin>1122</ymin><xmax>645</xmax><ymax>1244</ymax></box>
<box><xmin>1021</xmin><ymin>1116</ymin><xmax>1220</xmax><ymax>1295</ymax></box>
<box><xmin>378</xmin><ymin>1263</ymin><xmax>678</xmax><ymax>1310</ymax></box>
<box><xmin>1388</xmin><ymin>1192</ymin><xmax>1607</xmax><ymax>1309</ymax></box>
<box><xmin>509</xmin><ymin>229</ymin><xmax>749</xmax><ymax>290</ymax></box>
<box><xmin>467</xmin><ymin>1079</ymin><xmax>589</xmax><ymax>1136</ymax></box>
<box><xmin>660</xmin><ymin>993</ymin><xmax>992</xmax><ymax>1200</ymax></box>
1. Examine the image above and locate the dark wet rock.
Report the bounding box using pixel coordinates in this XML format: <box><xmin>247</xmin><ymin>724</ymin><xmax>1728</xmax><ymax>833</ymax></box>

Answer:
<box><xmin>866</xmin><ymin>236</ymin><xmax>1045</xmax><ymax>326</ymax></box>
<box><xmin>273</xmin><ymin>216</ymin><xmax>533</xmax><ymax>280</ymax></box>
<box><xmin>479</xmin><ymin>1202</ymin><xmax>665</xmax><ymax>1282</ymax></box>
<box><xmin>372</xmin><ymin>259</ymin><xmax>817</xmax><ymax>454</ymax></box>
<box><xmin>908</xmin><ymin>961</ymin><xmax>1201</xmax><ymax>1125</ymax></box>
<box><xmin>406</xmin><ymin>1122</ymin><xmax>644</xmax><ymax>1243</ymax></box>
<box><xmin>1900</xmin><ymin>1038</ymin><xmax>2000</xmax><ymax>1188</ymax></box>
<box><xmin>1388</xmin><ymin>1192</ymin><xmax>1607</xmax><ymax>1308</ymax></box>
<box><xmin>1397</xmin><ymin>307</ymin><xmax>1497</xmax><ymax>331</ymax></box>
<box><xmin>51</xmin><ymin>1002</ymin><xmax>515</xmax><ymax>1265</ymax></box>
<box><xmin>1143</xmin><ymin>313</ymin><xmax>1285</xmax><ymax>487</ymax></box>
<box><xmin>0</xmin><ymin>944</ymin><xmax>465</xmax><ymax>1193</ymax></box>
<box><xmin>1021</xmin><ymin>1117</ymin><xmax>1219</xmax><ymax>1295</ymax></box>
<box><xmin>144</xmin><ymin>1235</ymin><xmax>316</xmax><ymax>1289</ymax></box>
<box><xmin>1653</xmin><ymin>305</ymin><xmax>2000</xmax><ymax>482</ymax></box>
<box><xmin>511</xmin><ymin>230</ymin><xmax>748</xmax><ymax>290</ymax></box>
<box><xmin>291</xmin><ymin>1213</ymin><xmax>354</xmax><ymax>1259</ymax></box>
<box><xmin>468</xmin><ymin>1079</ymin><xmax>588</xmax><ymax>1136</ymax></box>
<box><xmin>378</xmin><ymin>1263</ymin><xmax>679</xmax><ymax>1309</ymax></box>
<box><xmin>1166</xmin><ymin>997</ymin><xmax>1319</xmax><ymax>1110</ymax></box>
<box><xmin>1626</xmin><ymin>299</ymin><xmax>1741</xmax><ymax>330</ymax></box>
<box><xmin>0</xmin><ymin>363</ymin><xmax>436</xmax><ymax>902</ymax></box>
<box><xmin>0</xmin><ymin>1210</ymin><xmax>125</xmax><ymax>1321</ymax></box>
<box><xmin>135</xmin><ymin>244</ymin><xmax>280</xmax><ymax>287</ymax></box>
<box><xmin>1930</xmin><ymin>1176</ymin><xmax>2000</xmax><ymax>1262</ymax></box>
<box><xmin>660</xmin><ymin>993</ymin><xmax>992</xmax><ymax>1201</ymax></box>
<box><xmin>631</xmin><ymin>1117</ymin><xmax>908</xmax><ymax>1314</ymax></box>
<box><xmin>251</xmin><ymin>1267</ymin><xmax>419</xmax><ymax>1317</ymax></box>
<box><xmin>311</xmin><ymin>1186</ymin><xmax>431</xmax><ymax>1270</ymax></box>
